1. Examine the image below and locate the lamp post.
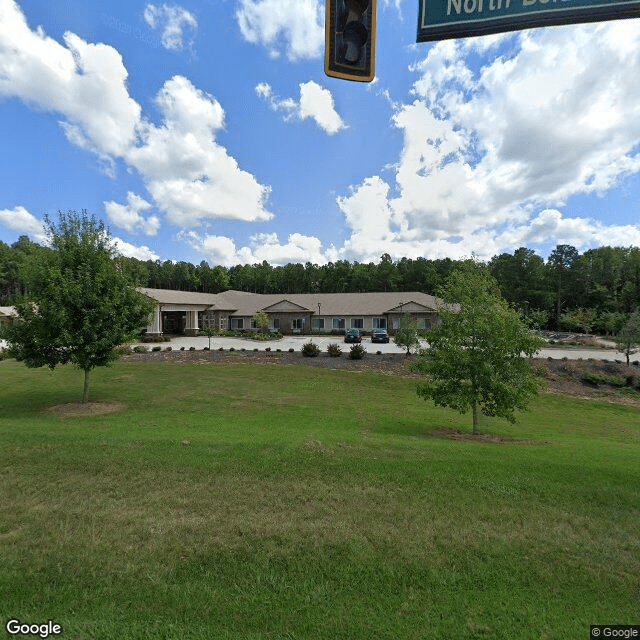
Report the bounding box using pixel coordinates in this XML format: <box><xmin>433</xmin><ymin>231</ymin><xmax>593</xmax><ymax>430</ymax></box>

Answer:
<box><xmin>317</xmin><ymin>302</ymin><xmax>321</xmax><ymax>334</ymax></box>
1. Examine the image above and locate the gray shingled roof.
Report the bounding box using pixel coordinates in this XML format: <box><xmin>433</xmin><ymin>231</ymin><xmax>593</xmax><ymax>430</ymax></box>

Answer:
<box><xmin>138</xmin><ymin>288</ymin><xmax>441</xmax><ymax>317</ymax></box>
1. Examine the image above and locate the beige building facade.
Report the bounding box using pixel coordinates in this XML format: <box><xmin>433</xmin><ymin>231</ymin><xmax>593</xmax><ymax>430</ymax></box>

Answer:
<box><xmin>138</xmin><ymin>288</ymin><xmax>442</xmax><ymax>337</ymax></box>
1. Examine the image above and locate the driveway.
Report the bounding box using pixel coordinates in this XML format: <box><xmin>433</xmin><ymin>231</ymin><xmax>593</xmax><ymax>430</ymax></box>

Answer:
<box><xmin>132</xmin><ymin>335</ymin><xmax>624</xmax><ymax>361</ymax></box>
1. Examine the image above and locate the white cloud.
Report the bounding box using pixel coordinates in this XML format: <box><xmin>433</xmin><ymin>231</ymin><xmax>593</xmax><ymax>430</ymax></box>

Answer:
<box><xmin>0</xmin><ymin>206</ymin><xmax>46</xmax><ymax>243</ymax></box>
<box><xmin>186</xmin><ymin>230</ymin><xmax>335</xmax><ymax>267</ymax></box>
<box><xmin>336</xmin><ymin>22</ymin><xmax>640</xmax><ymax>262</ymax></box>
<box><xmin>143</xmin><ymin>3</ymin><xmax>197</xmax><ymax>52</ymax></box>
<box><xmin>256</xmin><ymin>81</ymin><xmax>346</xmax><ymax>135</ymax></box>
<box><xmin>104</xmin><ymin>192</ymin><xmax>160</xmax><ymax>236</ymax></box>
<box><xmin>129</xmin><ymin>76</ymin><xmax>273</xmax><ymax>226</ymax></box>
<box><xmin>236</xmin><ymin>0</ymin><xmax>324</xmax><ymax>61</ymax></box>
<box><xmin>0</xmin><ymin>2</ymin><xmax>272</xmax><ymax>230</ymax></box>
<box><xmin>111</xmin><ymin>236</ymin><xmax>160</xmax><ymax>261</ymax></box>
<box><xmin>0</xmin><ymin>3</ymin><xmax>141</xmax><ymax>159</ymax></box>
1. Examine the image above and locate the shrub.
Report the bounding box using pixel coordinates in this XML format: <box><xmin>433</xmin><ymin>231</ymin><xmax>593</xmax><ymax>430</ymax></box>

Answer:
<box><xmin>112</xmin><ymin>344</ymin><xmax>133</xmax><ymax>358</ymax></box>
<box><xmin>203</xmin><ymin>346</ymin><xmax>209</xmax><ymax>351</ymax></box>
<box><xmin>289</xmin><ymin>348</ymin><xmax>295</xmax><ymax>353</ymax></box>
<box><xmin>265</xmin><ymin>347</ymin><xmax>271</xmax><ymax>352</ymax></box>
<box><xmin>189</xmin><ymin>346</ymin><xmax>195</xmax><ymax>351</ymax></box>
<box><xmin>152</xmin><ymin>346</ymin><xmax>162</xmax><ymax>352</ymax></box>
<box><xmin>349</xmin><ymin>344</ymin><xmax>366</xmax><ymax>360</ymax></box>
<box><xmin>132</xmin><ymin>345</ymin><xmax>148</xmax><ymax>353</ymax></box>
<box><xmin>218</xmin><ymin>347</ymin><xmax>224</xmax><ymax>351</ymax></box>
<box><xmin>229</xmin><ymin>347</ymin><xmax>235</xmax><ymax>352</ymax></box>
<box><xmin>180</xmin><ymin>347</ymin><xmax>185</xmax><ymax>351</ymax></box>
<box><xmin>327</xmin><ymin>343</ymin><xmax>342</xmax><ymax>357</ymax></box>
<box><xmin>581</xmin><ymin>372</ymin><xmax>606</xmax><ymax>387</ymax></box>
<box><xmin>164</xmin><ymin>346</ymin><xmax>172</xmax><ymax>352</ymax></box>
<box><xmin>302</xmin><ymin>341</ymin><xmax>321</xmax><ymax>357</ymax></box>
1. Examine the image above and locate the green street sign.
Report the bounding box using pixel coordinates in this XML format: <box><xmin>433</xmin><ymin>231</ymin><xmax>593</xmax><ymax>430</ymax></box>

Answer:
<box><xmin>417</xmin><ymin>0</ymin><xmax>640</xmax><ymax>42</ymax></box>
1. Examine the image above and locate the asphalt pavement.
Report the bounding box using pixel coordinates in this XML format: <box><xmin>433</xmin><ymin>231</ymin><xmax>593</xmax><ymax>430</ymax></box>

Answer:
<box><xmin>131</xmin><ymin>335</ymin><xmax>625</xmax><ymax>361</ymax></box>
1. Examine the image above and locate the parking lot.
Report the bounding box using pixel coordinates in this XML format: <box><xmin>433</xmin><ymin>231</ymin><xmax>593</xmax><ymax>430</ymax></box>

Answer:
<box><xmin>131</xmin><ymin>335</ymin><xmax>622</xmax><ymax>361</ymax></box>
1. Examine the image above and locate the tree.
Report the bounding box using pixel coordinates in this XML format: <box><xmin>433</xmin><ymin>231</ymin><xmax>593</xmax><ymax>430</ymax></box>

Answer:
<box><xmin>411</xmin><ymin>263</ymin><xmax>545</xmax><ymax>434</ymax></box>
<box><xmin>615</xmin><ymin>309</ymin><xmax>640</xmax><ymax>365</ymax></box>
<box><xmin>560</xmin><ymin>307</ymin><xmax>598</xmax><ymax>335</ymax></box>
<box><xmin>393</xmin><ymin>313</ymin><xmax>421</xmax><ymax>355</ymax></box>
<box><xmin>252</xmin><ymin>309</ymin><xmax>269</xmax><ymax>334</ymax></box>
<box><xmin>5</xmin><ymin>210</ymin><xmax>154</xmax><ymax>403</ymax></box>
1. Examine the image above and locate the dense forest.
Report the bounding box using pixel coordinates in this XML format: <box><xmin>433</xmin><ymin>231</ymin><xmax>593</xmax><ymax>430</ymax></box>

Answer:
<box><xmin>2</xmin><ymin>236</ymin><xmax>639</xmax><ymax>334</ymax></box>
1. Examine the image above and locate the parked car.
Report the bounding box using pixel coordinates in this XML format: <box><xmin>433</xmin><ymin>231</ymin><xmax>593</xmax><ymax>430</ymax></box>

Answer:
<box><xmin>344</xmin><ymin>328</ymin><xmax>362</xmax><ymax>343</ymax></box>
<box><xmin>371</xmin><ymin>328</ymin><xmax>389</xmax><ymax>343</ymax></box>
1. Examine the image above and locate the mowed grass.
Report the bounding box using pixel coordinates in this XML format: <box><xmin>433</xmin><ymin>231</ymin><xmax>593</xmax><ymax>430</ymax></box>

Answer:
<box><xmin>0</xmin><ymin>359</ymin><xmax>638</xmax><ymax>640</ymax></box>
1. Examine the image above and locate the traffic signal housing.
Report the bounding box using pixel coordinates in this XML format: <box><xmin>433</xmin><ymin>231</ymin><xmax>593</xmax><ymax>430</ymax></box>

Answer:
<box><xmin>325</xmin><ymin>0</ymin><xmax>376</xmax><ymax>83</ymax></box>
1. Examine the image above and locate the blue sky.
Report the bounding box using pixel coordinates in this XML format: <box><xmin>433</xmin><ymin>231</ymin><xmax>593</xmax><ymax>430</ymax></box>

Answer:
<box><xmin>1</xmin><ymin>0</ymin><xmax>640</xmax><ymax>267</ymax></box>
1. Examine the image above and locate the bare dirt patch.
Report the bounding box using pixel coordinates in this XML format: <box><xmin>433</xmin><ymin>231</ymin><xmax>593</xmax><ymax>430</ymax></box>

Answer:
<box><xmin>430</xmin><ymin>429</ymin><xmax>549</xmax><ymax>445</ymax></box>
<box><xmin>44</xmin><ymin>402</ymin><xmax>125</xmax><ymax>418</ymax></box>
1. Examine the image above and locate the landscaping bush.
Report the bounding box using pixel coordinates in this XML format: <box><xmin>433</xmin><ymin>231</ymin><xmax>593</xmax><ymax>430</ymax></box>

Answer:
<box><xmin>327</xmin><ymin>343</ymin><xmax>342</xmax><ymax>357</ymax></box>
<box><xmin>189</xmin><ymin>346</ymin><xmax>195</xmax><ymax>351</ymax></box>
<box><xmin>164</xmin><ymin>346</ymin><xmax>172</xmax><ymax>352</ymax></box>
<box><xmin>289</xmin><ymin>348</ymin><xmax>295</xmax><ymax>353</ymax></box>
<box><xmin>581</xmin><ymin>372</ymin><xmax>607</xmax><ymax>387</ymax></box>
<box><xmin>349</xmin><ymin>344</ymin><xmax>366</xmax><ymax>360</ymax></box>
<box><xmin>133</xmin><ymin>345</ymin><xmax>148</xmax><ymax>353</ymax></box>
<box><xmin>152</xmin><ymin>346</ymin><xmax>162</xmax><ymax>352</ymax></box>
<box><xmin>302</xmin><ymin>342</ymin><xmax>321</xmax><ymax>357</ymax></box>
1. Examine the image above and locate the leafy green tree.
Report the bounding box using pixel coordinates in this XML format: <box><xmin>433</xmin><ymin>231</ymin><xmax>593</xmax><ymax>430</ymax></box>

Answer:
<box><xmin>411</xmin><ymin>264</ymin><xmax>545</xmax><ymax>434</ymax></box>
<box><xmin>252</xmin><ymin>309</ymin><xmax>269</xmax><ymax>333</ymax></box>
<box><xmin>5</xmin><ymin>210</ymin><xmax>154</xmax><ymax>403</ymax></box>
<box><xmin>560</xmin><ymin>307</ymin><xmax>598</xmax><ymax>335</ymax></box>
<box><xmin>393</xmin><ymin>313</ymin><xmax>421</xmax><ymax>355</ymax></box>
<box><xmin>615</xmin><ymin>309</ymin><xmax>640</xmax><ymax>365</ymax></box>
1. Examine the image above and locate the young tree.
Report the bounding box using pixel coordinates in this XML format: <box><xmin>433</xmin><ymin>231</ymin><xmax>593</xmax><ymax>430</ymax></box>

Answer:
<box><xmin>5</xmin><ymin>210</ymin><xmax>154</xmax><ymax>403</ymax></box>
<box><xmin>252</xmin><ymin>309</ymin><xmax>269</xmax><ymax>333</ymax></box>
<box><xmin>393</xmin><ymin>313</ymin><xmax>421</xmax><ymax>355</ymax></box>
<box><xmin>615</xmin><ymin>309</ymin><xmax>640</xmax><ymax>365</ymax></box>
<box><xmin>560</xmin><ymin>307</ymin><xmax>598</xmax><ymax>335</ymax></box>
<box><xmin>411</xmin><ymin>263</ymin><xmax>545</xmax><ymax>434</ymax></box>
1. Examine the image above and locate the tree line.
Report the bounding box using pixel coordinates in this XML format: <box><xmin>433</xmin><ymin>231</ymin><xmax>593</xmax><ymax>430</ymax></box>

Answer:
<box><xmin>2</xmin><ymin>235</ymin><xmax>639</xmax><ymax>333</ymax></box>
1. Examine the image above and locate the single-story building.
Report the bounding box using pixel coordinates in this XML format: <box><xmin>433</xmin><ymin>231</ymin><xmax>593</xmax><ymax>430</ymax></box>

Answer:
<box><xmin>138</xmin><ymin>288</ymin><xmax>442</xmax><ymax>337</ymax></box>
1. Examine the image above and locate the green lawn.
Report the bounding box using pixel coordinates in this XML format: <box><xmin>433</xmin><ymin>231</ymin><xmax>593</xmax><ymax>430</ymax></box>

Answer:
<box><xmin>1</xmin><ymin>359</ymin><xmax>638</xmax><ymax>639</ymax></box>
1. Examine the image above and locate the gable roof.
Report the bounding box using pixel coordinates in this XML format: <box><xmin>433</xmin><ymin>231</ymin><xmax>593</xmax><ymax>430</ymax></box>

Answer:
<box><xmin>137</xmin><ymin>288</ymin><xmax>442</xmax><ymax>317</ymax></box>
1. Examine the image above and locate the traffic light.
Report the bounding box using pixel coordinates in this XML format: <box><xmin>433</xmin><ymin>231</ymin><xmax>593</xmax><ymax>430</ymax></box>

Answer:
<box><xmin>325</xmin><ymin>0</ymin><xmax>376</xmax><ymax>83</ymax></box>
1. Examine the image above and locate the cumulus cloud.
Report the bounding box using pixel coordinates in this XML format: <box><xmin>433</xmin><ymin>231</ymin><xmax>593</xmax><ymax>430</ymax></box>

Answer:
<box><xmin>336</xmin><ymin>22</ymin><xmax>640</xmax><ymax>261</ymax></box>
<box><xmin>236</xmin><ymin>0</ymin><xmax>324</xmax><ymax>61</ymax></box>
<box><xmin>104</xmin><ymin>192</ymin><xmax>160</xmax><ymax>236</ymax></box>
<box><xmin>129</xmin><ymin>76</ymin><xmax>273</xmax><ymax>226</ymax></box>
<box><xmin>0</xmin><ymin>206</ymin><xmax>46</xmax><ymax>243</ymax></box>
<box><xmin>256</xmin><ymin>81</ymin><xmax>346</xmax><ymax>135</ymax></box>
<box><xmin>0</xmin><ymin>1</ymin><xmax>272</xmax><ymax>231</ymax></box>
<box><xmin>0</xmin><ymin>3</ymin><xmax>140</xmax><ymax>159</ymax></box>
<box><xmin>185</xmin><ymin>230</ymin><xmax>336</xmax><ymax>266</ymax></box>
<box><xmin>111</xmin><ymin>236</ymin><xmax>160</xmax><ymax>261</ymax></box>
<box><xmin>143</xmin><ymin>3</ymin><xmax>197</xmax><ymax>52</ymax></box>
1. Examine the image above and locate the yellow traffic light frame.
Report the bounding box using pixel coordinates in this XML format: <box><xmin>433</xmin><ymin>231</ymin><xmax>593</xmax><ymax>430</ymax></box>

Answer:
<box><xmin>325</xmin><ymin>0</ymin><xmax>376</xmax><ymax>83</ymax></box>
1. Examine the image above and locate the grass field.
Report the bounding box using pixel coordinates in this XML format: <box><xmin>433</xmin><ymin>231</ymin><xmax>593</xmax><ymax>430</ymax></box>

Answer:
<box><xmin>1</xmin><ymin>358</ymin><xmax>638</xmax><ymax>639</ymax></box>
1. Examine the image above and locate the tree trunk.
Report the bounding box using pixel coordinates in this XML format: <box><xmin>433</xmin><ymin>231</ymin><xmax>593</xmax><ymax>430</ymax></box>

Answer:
<box><xmin>472</xmin><ymin>403</ymin><xmax>479</xmax><ymax>435</ymax></box>
<box><xmin>82</xmin><ymin>368</ymin><xmax>90</xmax><ymax>404</ymax></box>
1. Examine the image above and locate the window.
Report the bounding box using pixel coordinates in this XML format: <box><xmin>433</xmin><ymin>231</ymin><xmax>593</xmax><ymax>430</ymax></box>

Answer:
<box><xmin>292</xmin><ymin>318</ymin><xmax>303</xmax><ymax>331</ymax></box>
<box><xmin>333</xmin><ymin>318</ymin><xmax>345</xmax><ymax>330</ymax></box>
<box><xmin>373</xmin><ymin>317</ymin><xmax>386</xmax><ymax>329</ymax></box>
<box><xmin>313</xmin><ymin>318</ymin><xmax>325</xmax><ymax>330</ymax></box>
<box><xmin>231</xmin><ymin>318</ymin><xmax>244</xmax><ymax>330</ymax></box>
<box><xmin>351</xmin><ymin>318</ymin><xmax>363</xmax><ymax>329</ymax></box>
<box><xmin>272</xmin><ymin>318</ymin><xmax>280</xmax><ymax>330</ymax></box>
<box><xmin>392</xmin><ymin>318</ymin><xmax>401</xmax><ymax>330</ymax></box>
<box><xmin>420</xmin><ymin>318</ymin><xmax>432</xmax><ymax>330</ymax></box>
